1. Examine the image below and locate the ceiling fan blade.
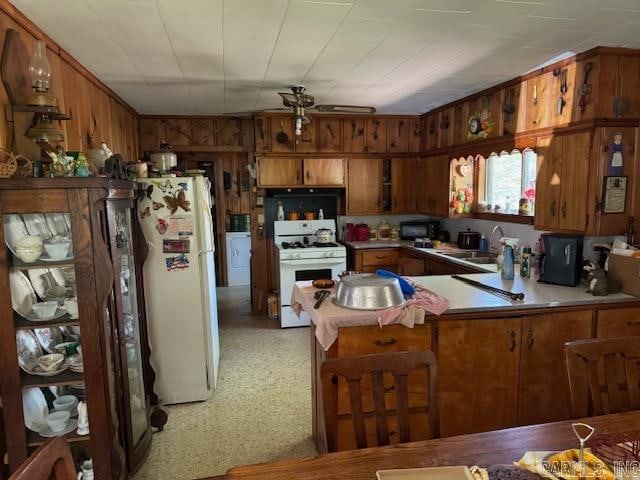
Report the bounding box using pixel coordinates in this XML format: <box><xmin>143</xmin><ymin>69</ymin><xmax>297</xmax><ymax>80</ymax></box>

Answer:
<box><xmin>314</xmin><ymin>104</ymin><xmax>376</xmax><ymax>114</ymax></box>
<box><xmin>278</xmin><ymin>92</ymin><xmax>298</xmax><ymax>104</ymax></box>
<box><xmin>302</xmin><ymin>112</ymin><xmax>312</xmax><ymax>125</ymax></box>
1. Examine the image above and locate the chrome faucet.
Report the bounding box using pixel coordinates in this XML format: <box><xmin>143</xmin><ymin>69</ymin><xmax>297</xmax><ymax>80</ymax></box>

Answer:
<box><xmin>489</xmin><ymin>225</ymin><xmax>505</xmax><ymax>254</ymax></box>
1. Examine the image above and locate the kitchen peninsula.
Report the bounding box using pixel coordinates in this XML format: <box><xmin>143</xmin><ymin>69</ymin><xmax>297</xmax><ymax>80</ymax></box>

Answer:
<box><xmin>300</xmin><ymin>272</ymin><xmax>640</xmax><ymax>452</ymax></box>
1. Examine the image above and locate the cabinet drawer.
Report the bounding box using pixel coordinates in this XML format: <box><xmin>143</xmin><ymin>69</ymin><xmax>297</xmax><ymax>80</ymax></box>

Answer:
<box><xmin>596</xmin><ymin>307</ymin><xmax>640</xmax><ymax>337</ymax></box>
<box><xmin>361</xmin><ymin>249</ymin><xmax>399</xmax><ymax>267</ymax></box>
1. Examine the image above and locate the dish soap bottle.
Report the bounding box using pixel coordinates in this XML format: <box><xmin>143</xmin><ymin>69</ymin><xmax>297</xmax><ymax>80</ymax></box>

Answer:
<box><xmin>520</xmin><ymin>246</ymin><xmax>531</xmax><ymax>278</ymax></box>
<box><xmin>501</xmin><ymin>238</ymin><xmax>518</xmax><ymax>280</ymax></box>
<box><xmin>479</xmin><ymin>234</ymin><xmax>488</xmax><ymax>252</ymax></box>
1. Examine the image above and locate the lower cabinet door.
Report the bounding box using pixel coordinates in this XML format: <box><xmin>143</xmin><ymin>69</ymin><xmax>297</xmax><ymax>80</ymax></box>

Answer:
<box><xmin>438</xmin><ymin>318</ymin><xmax>522</xmax><ymax>436</ymax></box>
<box><xmin>517</xmin><ymin>311</ymin><xmax>592</xmax><ymax>425</ymax></box>
<box><xmin>596</xmin><ymin>307</ymin><xmax>640</xmax><ymax>337</ymax></box>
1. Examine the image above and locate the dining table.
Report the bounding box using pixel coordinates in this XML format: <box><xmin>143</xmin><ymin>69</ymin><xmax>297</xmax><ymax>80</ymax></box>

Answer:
<box><xmin>198</xmin><ymin>411</ymin><xmax>640</xmax><ymax>479</ymax></box>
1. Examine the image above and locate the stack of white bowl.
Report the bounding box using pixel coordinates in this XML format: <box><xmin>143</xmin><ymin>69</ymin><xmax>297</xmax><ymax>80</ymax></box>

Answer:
<box><xmin>15</xmin><ymin>235</ymin><xmax>43</xmax><ymax>263</ymax></box>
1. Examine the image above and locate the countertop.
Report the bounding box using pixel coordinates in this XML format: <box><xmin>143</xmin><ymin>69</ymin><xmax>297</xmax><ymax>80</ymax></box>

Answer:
<box><xmin>413</xmin><ymin>272</ymin><xmax>637</xmax><ymax>314</ymax></box>
<box><xmin>342</xmin><ymin>240</ymin><xmax>498</xmax><ymax>273</ymax></box>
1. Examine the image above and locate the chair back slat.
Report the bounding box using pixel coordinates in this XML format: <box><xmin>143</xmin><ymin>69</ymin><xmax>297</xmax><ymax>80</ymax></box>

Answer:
<box><xmin>346</xmin><ymin>377</ymin><xmax>367</xmax><ymax>449</ymax></box>
<box><xmin>394</xmin><ymin>374</ymin><xmax>411</xmax><ymax>443</ymax></box>
<box><xmin>9</xmin><ymin>437</ymin><xmax>76</xmax><ymax>480</ymax></box>
<box><xmin>321</xmin><ymin>350</ymin><xmax>438</xmax><ymax>452</ymax></box>
<box><xmin>565</xmin><ymin>336</ymin><xmax>640</xmax><ymax>418</ymax></box>
<box><xmin>371</xmin><ymin>370</ymin><xmax>390</xmax><ymax>446</ymax></box>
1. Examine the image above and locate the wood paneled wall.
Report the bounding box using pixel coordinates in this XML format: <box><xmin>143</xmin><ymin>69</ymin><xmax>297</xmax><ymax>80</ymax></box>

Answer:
<box><xmin>0</xmin><ymin>1</ymin><xmax>139</xmax><ymax>162</ymax></box>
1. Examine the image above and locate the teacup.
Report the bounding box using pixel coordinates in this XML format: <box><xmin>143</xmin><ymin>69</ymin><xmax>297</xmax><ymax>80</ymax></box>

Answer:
<box><xmin>32</xmin><ymin>301</ymin><xmax>59</xmax><ymax>319</ymax></box>
<box><xmin>46</xmin><ymin>410</ymin><xmax>70</xmax><ymax>433</ymax></box>
<box><xmin>64</xmin><ymin>298</ymin><xmax>79</xmax><ymax>319</ymax></box>
<box><xmin>45</xmin><ymin>286</ymin><xmax>69</xmax><ymax>302</ymax></box>
<box><xmin>43</xmin><ymin>238</ymin><xmax>72</xmax><ymax>260</ymax></box>
<box><xmin>37</xmin><ymin>353</ymin><xmax>64</xmax><ymax>372</ymax></box>
<box><xmin>53</xmin><ymin>395</ymin><xmax>77</xmax><ymax>413</ymax></box>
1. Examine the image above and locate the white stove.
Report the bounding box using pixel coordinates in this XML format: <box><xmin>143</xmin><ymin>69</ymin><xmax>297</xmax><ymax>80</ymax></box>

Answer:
<box><xmin>274</xmin><ymin>220</ymin><xmax>346</xmax><ymax>328</ymax></box>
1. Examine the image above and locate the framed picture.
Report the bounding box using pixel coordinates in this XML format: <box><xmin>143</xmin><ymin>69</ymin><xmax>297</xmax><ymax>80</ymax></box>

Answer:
<box><xmin>602</xmin><ymin>176</ymin><xmax>627</xmax><ymax>213</ymax></box>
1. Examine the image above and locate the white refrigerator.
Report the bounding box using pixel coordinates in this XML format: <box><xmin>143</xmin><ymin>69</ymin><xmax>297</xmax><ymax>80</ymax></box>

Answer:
<box><xmin>137</xmin><ymin>176</ymin><xmax>220</xmax><ymax>404</ymax></box>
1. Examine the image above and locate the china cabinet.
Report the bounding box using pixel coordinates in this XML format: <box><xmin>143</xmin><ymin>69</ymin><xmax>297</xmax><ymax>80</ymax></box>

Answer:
<box><xmin>0</xmin><ymin>178</ymin><xmax>165</xmax><ymax>479</ymax></box>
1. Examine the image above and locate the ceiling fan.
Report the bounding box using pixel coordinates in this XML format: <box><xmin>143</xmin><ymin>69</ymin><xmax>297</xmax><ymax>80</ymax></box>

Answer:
<box><xmin>276</xmin><ymin>85</ymin><xmax>376</xmax><ymax>136</ymax></box>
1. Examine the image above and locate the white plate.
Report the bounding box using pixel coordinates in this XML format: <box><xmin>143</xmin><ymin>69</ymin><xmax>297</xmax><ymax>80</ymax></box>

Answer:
<box><xmin>10</xmin><ymin>271</ymin><xmax>37</xmax><ymax>317</ymax></box>
<box><xmin>16</xmin><ymin>330</ymin><xmax>43</xmax><ymax>370</ymax></box>
<box><xmin>22</xmin><ymin>388</ymin><xmax>49</xmax><ymax>432</ymax></box>
<box><xmin>45</xmin><ymin>214</ymin><xmax>70</xmax><ymax>237</ymax></box>
<box><xmin>27</xmin><ymin>269</ymin><xmax>53</xmax><ymax>299</ymax></box>
<box><xmin>3</xmin><ymin>214</ymin><xmax>29</xmax><ymax>254</ymax></box>
<box><xmin>25</xmin><ymin>309</ymin><xmax>67</xmax><ymax>322</ymax></box>
<box><xmin>34</xmin><ymin>327</ymin><xmax>64</xmax><ymax>353</ymax></box>
<box><xmin>23</xmin><ymin>214</ymin><xmax>53</xmax><ymax>239</ymax></box>
<box><xmin>38</xmin><ymin>418</ymin><xmax>78</xmax><ymax>438</ymax></box>
<box><xmin>48</xmin><ymin>268</ymin><xmax>68</xmax><ymax>287</ymax></box>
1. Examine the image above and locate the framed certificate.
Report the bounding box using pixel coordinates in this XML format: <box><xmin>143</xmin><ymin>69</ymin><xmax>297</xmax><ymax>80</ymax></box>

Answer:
<box><xmin>602</xmin><ymin>176</ymin><xmax>627</xmax><ymax>213</ymax></box>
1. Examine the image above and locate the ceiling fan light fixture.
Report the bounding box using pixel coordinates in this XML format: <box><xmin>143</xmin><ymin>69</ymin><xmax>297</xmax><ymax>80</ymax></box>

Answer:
<box><xmin>314</xmin><ymin>104</ymin><xmax>376</xmax><ymax>114</ymax></box>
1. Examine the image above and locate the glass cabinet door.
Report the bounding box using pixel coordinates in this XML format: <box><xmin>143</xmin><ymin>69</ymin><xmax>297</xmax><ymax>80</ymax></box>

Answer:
<box><xmin>109</xmin><ymin>204</ymin><xmax>150</xmax><ymax>455</ymax></box>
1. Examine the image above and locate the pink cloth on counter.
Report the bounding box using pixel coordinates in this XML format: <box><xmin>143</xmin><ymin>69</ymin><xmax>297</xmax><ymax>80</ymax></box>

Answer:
<box><xmin>291</xmin><ymin>280</ymin><xmax>449</xmax><ymax>351</ymax></box>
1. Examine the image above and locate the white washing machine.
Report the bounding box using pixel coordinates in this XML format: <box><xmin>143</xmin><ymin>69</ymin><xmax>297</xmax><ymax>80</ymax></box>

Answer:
<box><xmin>225</xmin><ymin>232</ymin><xmax>251</xmax><ymax>286</ymax></box>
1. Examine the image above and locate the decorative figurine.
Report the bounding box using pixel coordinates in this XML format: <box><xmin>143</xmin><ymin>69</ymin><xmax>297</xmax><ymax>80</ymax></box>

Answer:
<box><xmin>77</xmin><ymin>401</ymin><xmax>89</xmax><ymax>435</ymax></box>
<box><xmin>75</xmin><ymin>152</ymin><xmax>90</xmax><ymax>177</ymax></box>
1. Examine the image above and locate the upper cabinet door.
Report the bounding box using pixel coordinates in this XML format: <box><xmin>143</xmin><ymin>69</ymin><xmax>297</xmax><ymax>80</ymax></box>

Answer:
<box><xmin>318</xmin><ymin>118</ymin><xmax>343</xmax><ymax>152</ymax></box>
<box><xmin>501</xmin><ymin>84</ymin><xmax>523</xmax><ymax>136</ymax></box>
<box><xmin>295</xmin><ymin>122</ymin><xmax>318</xmax><ymax>153</ymax></box>
<box><xmin>572</xmin><ymin>57</ymin><xmax>599</xmax><ymax>122</ymax></box>
<box><xmin>524</xmin><ymin>71</ymin><xmax>553</xmax><ymax>130</ymax></box>
<box><xmin>257</xmin><ymin>157</ymin><xmax>302</xmax><ymax>187</ymax></box>
<box><xmin>558</xmin><ymin>132</ymin><xmax>591</xmax><ymax>232</ymax></box>
<box><xmin>547</xmin><ymin>62</ymin><xmax>577</xmax><ymax>127</ymax></box>
<box><xmin>303</xmin><ymin>158</ymin><xmax>344</xmax><ymax>186</ymax></box>
<box><xmin>452</xmin><ymin>103</ymin><xmax>468</xmax><ymax>146</ymax></box>
<box><xmin>271</xmin><ymin>117</ymin><xmax>295</xmax><ymax>153</ymax></box>
<box><xmin>387</xmin><ymin>118</ymin><xmax>410</xmax><ymax>153</ymax></box>
<box><xmin>343</xmin><ymin>118</ymin><xmax>366</xmax><ymax>153</ymax></box>
<box><xmin>346</xmin><ymin>158</ymin><xmax>382</xmax><ymax>214</ymax></box>
<box><xmin>466</xmin><ymin>93</ymin><xmax>500</xmax><ymax>140</ymax></box>
<box><xmin>391</xmin><ymin>157</ymin><xmax>418</xmax><ymax>213</ymax></box>
<box><xmin>534</xmin><ymin>135</ymin><xmax>562</xmax><ymax>230</ymax></box>
<box><xmin>365</xmin><ymin>118</ymin><xmax>387</xmax><ymax>153</ymax></box>
<box><xmin>617</xmin><ymin>55</ymin><xmax>640</xmax><ymax>118</ymax></box>
<box><xmin>425</xmin><ymin>113</ymin><xmax>439</xmax><ymax>151</ymax></box>
<box><xmin>438</xmin><ymin>107</ymin><xmax>454</xmax><ymax>148</ymax></box>
<box><xmin>432</xmin><ymin>155</ymin><xmax>452</xmax><ymax>218</ymax></box>
<box><xmin>408</xmin><ymin>118</ymin><xmax>421</xmax><ymax>152</ymax></box>
<box><xmin>254</xmin><ymin>116</ymin><xmax>271</xmax><ymax>152</ymax></box>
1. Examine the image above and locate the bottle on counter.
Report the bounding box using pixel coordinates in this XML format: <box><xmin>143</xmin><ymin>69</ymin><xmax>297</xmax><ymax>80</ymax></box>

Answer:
<box><xmin>520</xmin><ymin>246</ymin><xmax>531</xmax><ymax>278</ymax></box>
<box><xmin>501</xmin><ymin>238</ymin><xmax>518</xmax><ymax>280</ymax></box>
<box><xmin>390</xmin><ymin>224</ymin><xmax>400</xmax><ymax>241</ymax></box>
<box><xmin>318</xmin><ymin>208</ymin><xmax>324</xmax><ymax>220</ymax></box>
<box><xmin>277</xmin><ymin>201</ymin><xmax>285</xmax><ymax>221</ymax></box>
<box><xmin>479</xmin><ymin>234</ymin><xmax>488</xmax><ymax>252</ymax></box>
<box><xmin>378</xmin><ymin>219</ymin><xmax>391</xmax><ymax>240</ymax></box>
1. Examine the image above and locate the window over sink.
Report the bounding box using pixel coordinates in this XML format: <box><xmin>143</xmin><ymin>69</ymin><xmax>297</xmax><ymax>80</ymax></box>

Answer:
<box><xmin>479</xmin><ymin>148</ymin><xmax>537</xmax><ymax>216</ymax></box>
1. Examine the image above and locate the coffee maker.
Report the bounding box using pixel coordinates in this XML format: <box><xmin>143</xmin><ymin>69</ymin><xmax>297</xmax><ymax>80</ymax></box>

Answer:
<box><xmin>538</xmin><ymin>234</ymin><xmax>583</xmax><ymax>286</ymax></box>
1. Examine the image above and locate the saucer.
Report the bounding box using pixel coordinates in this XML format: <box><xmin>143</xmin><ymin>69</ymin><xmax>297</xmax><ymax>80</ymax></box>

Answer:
<box><xmin>39</xmin><ymin>254</ymin><xmax>74</xmax><ymax>263</ymax></box>
<box><xmin>38</xmin><ymin>418</ymin><xmax>78</xmax><ymax>437</ymax></box>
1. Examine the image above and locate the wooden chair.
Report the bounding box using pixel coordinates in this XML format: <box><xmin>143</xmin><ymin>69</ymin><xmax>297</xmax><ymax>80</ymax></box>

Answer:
<box><xmin>321</xmin><ymin>350</ymin><xmax>438</xmax><ymax>452</ymax></box>
<box><xmin>9</xmin><ymin>437</ymin><xmax>76</xmax><ymax>480</ymax></box>
<box><xmin>565</xmin><ymin>336</ymin><xmax>640</xmax><ymax>418</ymax></box>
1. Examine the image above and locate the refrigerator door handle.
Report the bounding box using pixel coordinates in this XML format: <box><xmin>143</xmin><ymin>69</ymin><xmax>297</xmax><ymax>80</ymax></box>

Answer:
<box><xmin>199</xmin><ymin>249</ymin><xmax>215</xmax><ymax>256</ymax></box>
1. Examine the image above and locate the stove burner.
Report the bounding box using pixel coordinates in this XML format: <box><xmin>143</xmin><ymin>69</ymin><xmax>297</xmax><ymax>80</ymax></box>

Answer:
<box><xmin>313</xmin><ymin>242</ymin><xmax>338</xmax><ymax>248</ymax></box>
<box><xmin>282</xmin><ymin>241</ymin><xmax>306</xmax><ymax>249</ymax></box>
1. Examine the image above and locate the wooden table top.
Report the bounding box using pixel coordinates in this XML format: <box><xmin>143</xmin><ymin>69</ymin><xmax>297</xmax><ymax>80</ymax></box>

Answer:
<box><xmin>203</xmin><ymin>411</ymin><xmax>640</xmax><ymax>480</ymax></box>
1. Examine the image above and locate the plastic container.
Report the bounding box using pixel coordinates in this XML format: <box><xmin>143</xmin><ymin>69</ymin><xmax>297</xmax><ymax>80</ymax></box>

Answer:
<box><xmin>502</xmin><ymin>245</ymin><xmax>515</xmax><ymax>280</ymax></box>
<box><xmin>378</xmin><ymin>220</ymin><xmax>391</xmax><ymax>241</ymax></box>
<box><xmin>479</xmin><ymin>234</ymin><xmax>488</xmax><ymax>252</ymax></box>
<box><xmin>520</xmin><ymin>246</ymin><xmax>531</xmax><ymax>278</ymax></box>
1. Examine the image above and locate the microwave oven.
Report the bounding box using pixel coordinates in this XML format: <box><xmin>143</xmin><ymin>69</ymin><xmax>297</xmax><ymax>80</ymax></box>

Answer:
<box><xmin>399</xmin><ymin>221</ymin><xmax>441</xmax><ymax>240</ymax></box>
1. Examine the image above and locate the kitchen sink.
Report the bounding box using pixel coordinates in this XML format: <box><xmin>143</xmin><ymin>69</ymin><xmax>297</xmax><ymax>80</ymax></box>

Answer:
<box><xmin>442</xmin><ymin>251</ymin><xmax>498</xmax><ymax>264</ymax></box>
<box><xmin>464</xmin><ymin>257</ymin><xmax>497</xmax><ymax>264</ymax></box>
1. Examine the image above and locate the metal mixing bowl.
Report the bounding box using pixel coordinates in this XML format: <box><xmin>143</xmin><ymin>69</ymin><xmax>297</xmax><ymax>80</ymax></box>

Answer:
<box><xmin>334</xmin><ymin>274</ymin><xmax>405</xmax><ymax>310</ymax></box>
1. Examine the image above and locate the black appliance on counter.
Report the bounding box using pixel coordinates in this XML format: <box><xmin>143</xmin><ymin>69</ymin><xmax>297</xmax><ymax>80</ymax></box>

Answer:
<box><xmin>457</xmin><ymin>229</ymin><xmax>481</xmax><ymax>249</ymax></box>
<box><xmin>400</xmin><ymin>220</ymin><xmax>441</xmax><ymax>240</ymax></box>
<box><xmin>538</xmin><ymin>233</ymin><xmax>583</xmax><ymax>286</ymax></box>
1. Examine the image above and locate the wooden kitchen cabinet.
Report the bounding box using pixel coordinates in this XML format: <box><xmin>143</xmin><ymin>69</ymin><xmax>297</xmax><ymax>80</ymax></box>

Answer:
<box><xmin>438</xmin><ymin>107</ymin><xmax>454</xmax><ymax>148</ymax></box>
<box><xmin>523</xmin><ymin>71</ymin><xmax>553</xmax><ymax>130</ymax></box>
<box><xmin>398</xmin><ymin>250</ymin><xmax>426</xmax><ymax>276</ymax></box>
<box><xmin>535</xmin><ymin>132</ymin><xmax>591</xmax><ymax>232</ymax></box>
<box><xmin>467</xmin><ymin>93</ymin><xmax>501</xmax><ymax>139</ymax></box>
<box><xmin>257</xmin><ymin>157</ymin><xmax>302</xmax><ymax>187</ymax></box>
<box><xmin>423</xmin><ymin>256</ymin><xmax>481</xmax><ymax>275</ymax></box>
<box><xmin>417</xmin><ymin>155</ymin><xmax>450</xmax><ymax>218</ymax></box>
<box><xmin>295</xmin><ymin>122</ymin><xmax>318</xmax><ymax>153</ymax></box>
<box><xmin>346</xmin><ymin>158</ymin><xmax>383</xmax><ymax>214</ymax></box>
<box><xmin>254</xmin><ymin>115</ymin><xmax>271</xmax><ymax>152</ymax></box>
<box><xmin>387</xmin><ymin>118</ymin><xmax>411</xmax><ymax>152</ymax></box>
<box><xmin>318</xmin><ymin>118</ymin><xmax>343</xmax><ymax>152</ymax></box>
<box><xmin>438</xmin><ymin>318</ymin><xmax>522</xmax><ymax>436</ymax></box>
<box><xmin>425</xmin><ymin>113</ymin><xmax>439</xmax><ymax>151</ymax></box>
<box><xmin>547</xmin><ymin>62</ymin><xmax>577</xmax><ymax>127</ymax></box>
<box><xmin>271</xmin><ymin>117</ymin><xmax>295</xmax><ymax>153</ymax></box>
<box><xmin>365</xmin><ymin>118</ymin><xmax>387</xmax><ymax>153</ymax></box>
<box><xmin>596</xmin><ymin>307</ymin><xmax>640</xmax><ymax>337</ymax></box>
<box><xmin>408</xmin><ymin>118</ymin><xmax>422</xmax><ymax>152</ymax></box>
<box><xmin>596</xmin><ymin>55</ymin><xmax>640</xmax><ymax>119</ymax></box>
<box><xmin>517</xmin><ymin>311</ymin><xmax>592</xmax><ymax>426</ymax></box>
<box><xmin>501</xmin><ymin>83</ymin><xmax>523</xmax><ymax>136</ymax></box>
<box><xmin>391</xmin><ymin>157</ymin><xmax>418</xmax><ymax>213</ymax></box>
<box><xmin>343</xmin><ymin>118</ymin><xmax>366</xmax><ymax>153</ymax></box>
<box><xmin>356</xmin><ymin>248</ymin><xmax>399</xmax><ymax>273</ymax></box>
<box><xmin>303</xmin><ymin>158</ymin><xmax>344</xmax><ymax>186</ymax></box>
<box><xmin>452</xmin><ymin>103</ymin><xmax>468</xmax><ymax>145</ymax></box>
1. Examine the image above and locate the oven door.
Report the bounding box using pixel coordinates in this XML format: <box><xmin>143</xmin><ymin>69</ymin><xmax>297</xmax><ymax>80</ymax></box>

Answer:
<box><xmin>279</xmin><ymin>258</ymin><xmax>346</xmax><ymax>304</ymax></box>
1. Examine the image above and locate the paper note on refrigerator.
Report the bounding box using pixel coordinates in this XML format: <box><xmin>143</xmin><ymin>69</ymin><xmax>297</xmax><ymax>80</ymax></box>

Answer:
<box><xmin>167</xmin><ymin>216</ymin><xmax>193</xmax><ymax>236</ymax></box>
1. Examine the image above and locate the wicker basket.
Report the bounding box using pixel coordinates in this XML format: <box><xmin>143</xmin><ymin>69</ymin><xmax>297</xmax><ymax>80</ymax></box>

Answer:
<box><xmin>0</xmin><ymin>147</ymin><xmax>17</xmax><ymax>178</ymax></box>
<box><xmin>12</xmin><ymin>154</ymin><xmax>33</xmax><ymax>178</ymax></box>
